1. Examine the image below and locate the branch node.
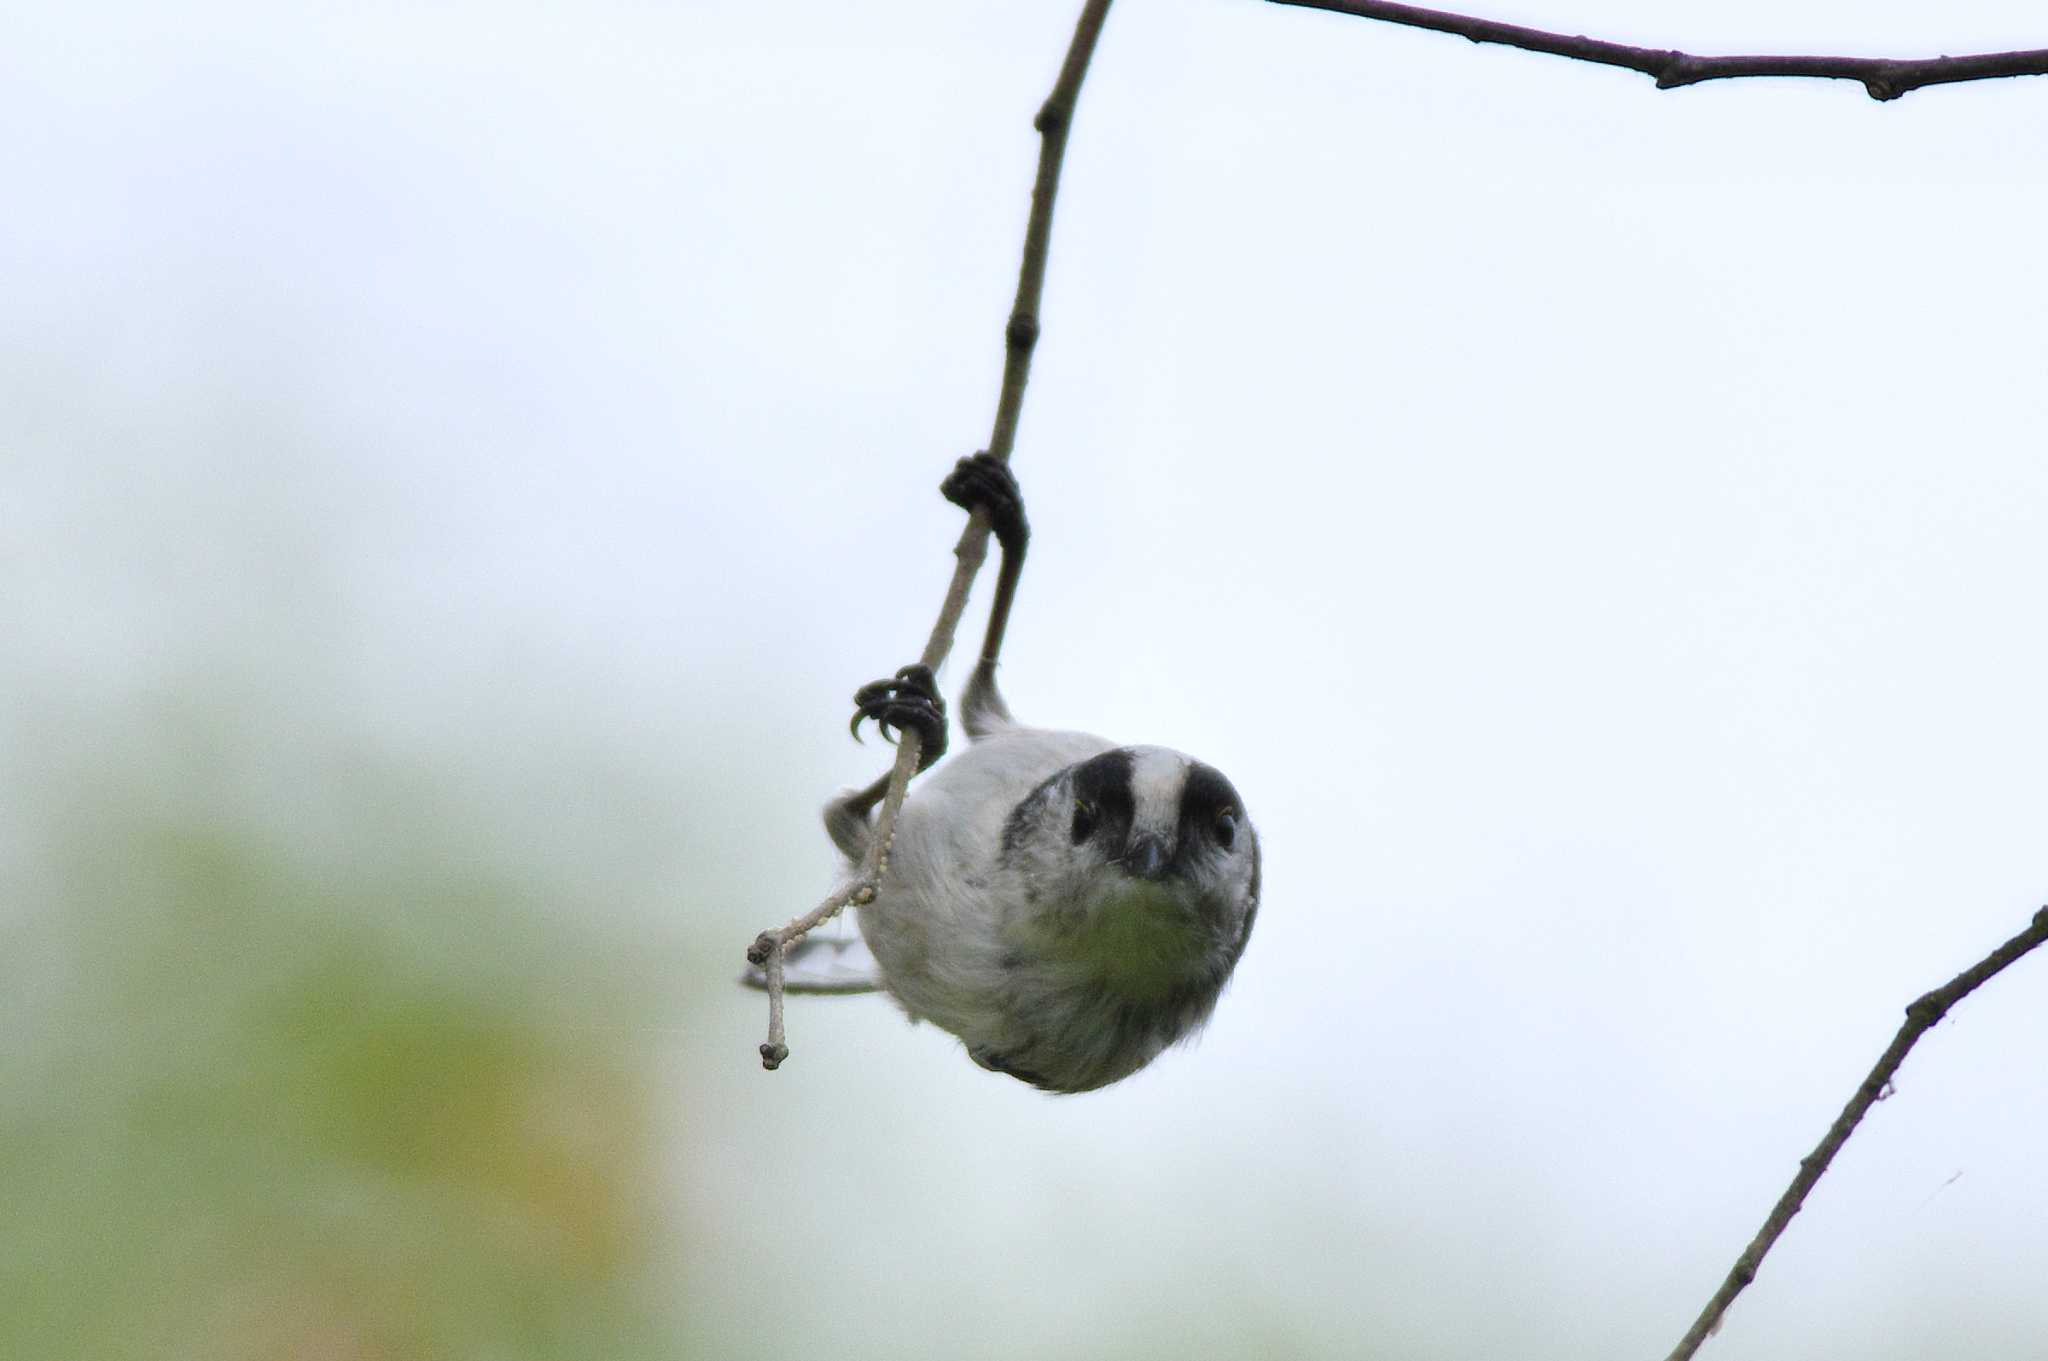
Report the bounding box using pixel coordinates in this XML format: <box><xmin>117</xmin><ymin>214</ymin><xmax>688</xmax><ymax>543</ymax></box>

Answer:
<box><xmin>1905</xmin><ymin>994</ymin><xmax>1948</xmax><ymax>1025</ymax></box>
<box><xmin>747</xmin><ymin>931</ymin><xmax>778</xmax><ymax>967</ymax></box>
<box><xmin>1653</xmin><ymin>52</ymin><xmax>1702</xmax><ymax>90</ymax></box>
<box><xmin>1034</xmin><ymin>101</ymin><xmax>1067</xmax><ymax>134</ymax></box>
<box><xmin>1007</xmin><ymin>312</ymin><xmax>1042</xmax><ymax>352</ymax></box>
<box><xmin>1864</xmin><ymin>66</ymin><xmax>1905</xmax><ymax>101</ymax></box>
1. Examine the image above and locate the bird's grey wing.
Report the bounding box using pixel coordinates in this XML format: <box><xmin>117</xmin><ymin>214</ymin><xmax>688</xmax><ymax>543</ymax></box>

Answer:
<box><xmin>737</xmin><ymin>929</ymin><xmax>883</xmax><ymax>995</ymax></box>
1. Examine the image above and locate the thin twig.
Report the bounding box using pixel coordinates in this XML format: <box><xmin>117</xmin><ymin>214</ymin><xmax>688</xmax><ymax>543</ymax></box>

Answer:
<box><xmin>748</xmin><ymin>0</ymin><xmax>1116</xmax><ymax>1070</ymax></box>
<box><xmin>1664</xmin><ymin>905</ymin><xmax>2048</xmax><ymax>1361</ymax></box>
<box><xmin>1269</xmin><ymin>0</ymin><xmax>2048</xmax><ymax>101</ymax></box>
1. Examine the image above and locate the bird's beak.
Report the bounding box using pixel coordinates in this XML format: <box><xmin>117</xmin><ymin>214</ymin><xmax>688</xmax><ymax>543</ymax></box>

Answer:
<box><xmin>1123</xmin><ymin>834</ymin><xmax>1172</xmax><ymax>880</ymax></box>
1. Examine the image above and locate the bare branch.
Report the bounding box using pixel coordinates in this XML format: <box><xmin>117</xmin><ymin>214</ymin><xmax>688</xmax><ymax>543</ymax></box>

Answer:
<box><xmin>748</xmin><ymin>0</ymin><xmax>1116</xmax><ymax>1070</ymax></box>
<box><xmin>1269</xmin><ymin>0</ymin><xmax>2048</xmax><ymax>101</ymax></box>
<box><xmin>1665</xmin><ymin>905</ymin><xmax>2048</xmax><ymax>1361</ymax></box>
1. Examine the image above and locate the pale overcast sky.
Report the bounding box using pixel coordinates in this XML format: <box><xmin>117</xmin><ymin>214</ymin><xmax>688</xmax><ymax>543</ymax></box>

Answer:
<box><xmin>6</xmin><ymin>3</ymin><xmax>2047</xmax><ymax>1357</ymax></box>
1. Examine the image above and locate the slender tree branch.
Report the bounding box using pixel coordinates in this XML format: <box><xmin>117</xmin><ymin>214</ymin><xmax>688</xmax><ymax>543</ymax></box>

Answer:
<box><xmin>748</xmin><ymin>0</ymin><xmax>1116</xmax><ymax>1070</ymax></box>
<box><xmin>1269</xmin><ymin>0</ymin><xmax>2048</xmax><ymax>101</ymax></box>
<box><xmin>1664</xmin><ymin>905</ymin><xmax>2048</xmax><ymax>1361</ymax></box>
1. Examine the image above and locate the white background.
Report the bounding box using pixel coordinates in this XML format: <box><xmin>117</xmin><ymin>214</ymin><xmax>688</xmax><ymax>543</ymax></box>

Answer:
<box><xmin>6</xmin><ymin>2</ymin><xmax>2046</xmax><ymax>1356</ymax></box>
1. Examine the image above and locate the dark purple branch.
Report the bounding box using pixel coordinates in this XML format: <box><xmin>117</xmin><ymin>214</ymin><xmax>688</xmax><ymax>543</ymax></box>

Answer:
<box><xmin>1664</xmin><ymin>906</ymin><xmax>2048</xmax><ymax>1360</ymax></box>
<box><xmin>1269</xmin><ymin>0</ymin><xmax>2048</xmax><ymax>100</ymax></box>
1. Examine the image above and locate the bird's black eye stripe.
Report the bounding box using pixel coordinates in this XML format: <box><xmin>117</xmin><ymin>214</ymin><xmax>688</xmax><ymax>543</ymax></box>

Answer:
<box><xmin>1067</xmin><ymin>749</ymin><xmax>1135</xmax><ymax>847</ymax></box>
<box><xmin>1179</xmin><ymin>762</ymin><xmax>1244</xmax><ymax>850</ymax></box>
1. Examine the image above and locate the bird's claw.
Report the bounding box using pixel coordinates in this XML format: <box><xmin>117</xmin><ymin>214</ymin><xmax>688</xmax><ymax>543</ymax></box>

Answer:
<box><xmin>850</xmin><ymin>663</ymin><xmax>948</xmax><ymax>770</ymax></box>
<box><xmin>941</xmin><ymin>452</ymin><xmax>1029</xmax><ymax>554</ymax></box>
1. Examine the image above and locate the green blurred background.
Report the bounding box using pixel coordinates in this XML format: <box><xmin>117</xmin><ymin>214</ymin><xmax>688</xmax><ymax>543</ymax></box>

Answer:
<box><xmin>0</xmin><ymin>432</ymin><xmax>686</xmax><ymax>1356</ymax></box>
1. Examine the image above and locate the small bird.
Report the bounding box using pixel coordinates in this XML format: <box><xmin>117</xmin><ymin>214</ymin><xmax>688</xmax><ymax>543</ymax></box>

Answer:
<box><xmin>767</xmin><ymin>453</ymin><xmax>1260</xmax><ymax>1093</ymax></box>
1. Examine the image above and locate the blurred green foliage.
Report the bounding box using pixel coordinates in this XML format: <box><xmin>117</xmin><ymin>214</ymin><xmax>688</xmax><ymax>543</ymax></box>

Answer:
<box><xmin>0</xmin><ymin>742</ymin><xmax>684</xmax><ymax>1361</ymax></box>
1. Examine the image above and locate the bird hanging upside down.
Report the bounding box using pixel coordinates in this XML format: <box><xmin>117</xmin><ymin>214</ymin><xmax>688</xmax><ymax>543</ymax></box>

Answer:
<box><xmin>755</xmin><ymin>452</ymin><xmax>1260</xmax><ymax>1093</ymax></box>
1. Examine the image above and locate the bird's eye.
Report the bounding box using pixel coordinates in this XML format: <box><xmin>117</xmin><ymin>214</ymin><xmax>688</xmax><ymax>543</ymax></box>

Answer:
<box><xmin>1213</xmin><ymin>809</ymin><xmax>1237</xmax><ymax>849</ymax></box>
<box><xmin>1071</xmin><ymin>799</ymin><xmax>1096</xmax><ymax>843</ymax></box>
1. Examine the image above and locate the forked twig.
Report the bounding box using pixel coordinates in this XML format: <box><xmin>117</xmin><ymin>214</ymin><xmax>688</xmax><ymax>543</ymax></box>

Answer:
<box><xmin>747</xmin><ymin>0</ymin><xmax>1117</xmax><ymax>1070</ymax></box>
<box><xmin>1270</xmin><ymin>0</ymin><xmax>2048</xmax><ymax>102</ymax></box>
<box><xmin>1665</xmin><ymin>906</ymin><xmax>2048</xmax><ymax>1360</ymax></box>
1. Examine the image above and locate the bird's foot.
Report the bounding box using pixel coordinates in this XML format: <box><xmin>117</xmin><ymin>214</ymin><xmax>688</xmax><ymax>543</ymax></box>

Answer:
<box><xmin>849</xmin><ymin>663</ymin><xmax>947</xmax><ymax>770</ymax></box>
<box><xmin>941</xmin><ymin>452</ymin><xmax>1029</xmax><ymax>554</ymax></box>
